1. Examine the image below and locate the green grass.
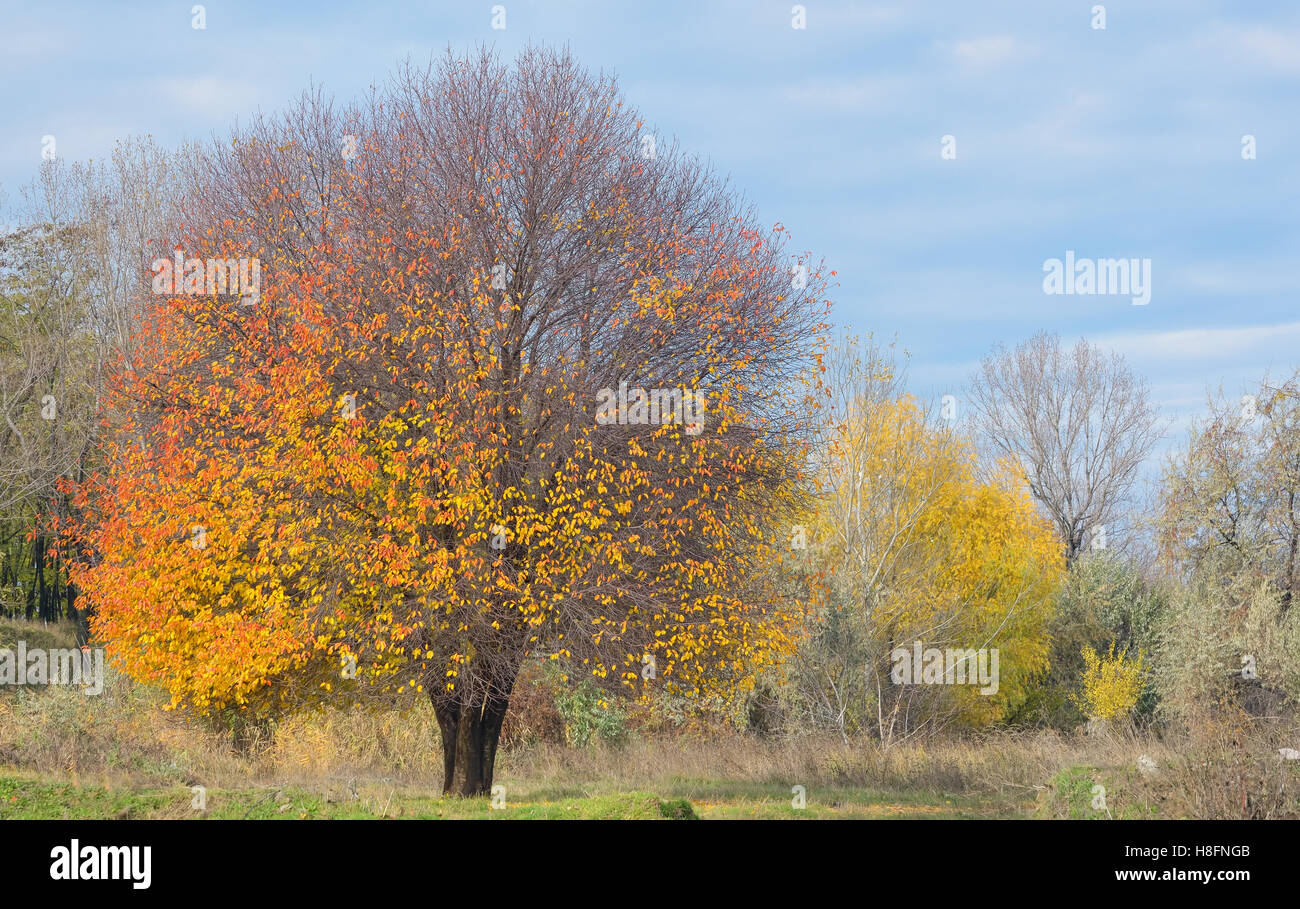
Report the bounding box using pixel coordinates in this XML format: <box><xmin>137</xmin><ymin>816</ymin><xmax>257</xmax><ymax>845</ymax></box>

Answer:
<box><xmin>0</xmin><ymin>773</ymin><xmax>1027</xmax><ymax>819</ymax></box>
<box><xmin>1033</xmin><ymin>764</ymin><xmax>1162</xmax><ymax>820</ymax></box>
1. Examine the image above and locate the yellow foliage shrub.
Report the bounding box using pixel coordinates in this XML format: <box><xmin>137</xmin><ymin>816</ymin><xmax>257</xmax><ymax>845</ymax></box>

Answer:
<box><xmin>1071</xmin><ymin>642</ymin><xmax>1145</xmax><ymax>721</ymax></box>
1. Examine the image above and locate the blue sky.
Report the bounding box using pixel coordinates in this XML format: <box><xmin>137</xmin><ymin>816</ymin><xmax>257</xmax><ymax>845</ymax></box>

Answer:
<box><xmin>2</xmin><ymin>0</ymin><xmax>1297</xmax><ymax>468</ymax></box>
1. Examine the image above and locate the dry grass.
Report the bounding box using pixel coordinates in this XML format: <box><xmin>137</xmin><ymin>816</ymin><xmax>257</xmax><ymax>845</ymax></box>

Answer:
<box><xmin>1129</xmin><ymin>709</ymin><xmax>1300</xmax><ymax>819</ymax></box>
<box><xmin>0</xmin><ymin>666</ymin><xmax>446</xmax><ymax>789</ymax></box>
<box><xmin>0</xmin><ymin>664</ymin><xmax>248</xmax><ymax>787</ymax></box>
<box><xmin>0</xmin><ymin>648</ymin><xmax>1296</xmax><ymax>818</ymax></box>
<box><xmin>268</xmin><ymin>704</ymin><xmax>442</xmax><ymax>782</ymax></box>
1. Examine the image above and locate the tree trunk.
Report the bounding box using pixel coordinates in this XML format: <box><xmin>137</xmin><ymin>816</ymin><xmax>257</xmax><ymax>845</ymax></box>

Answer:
<box><xmin>431</xmin><ymin>669</ymin><xmax>518</xmax><ymax>797</ymax></box>
<box><xmin>452</xmin><ymin>698</ymin><xmax>487</xmax><ymax>796</ymax></box>
<box><xmin>432</xmin><ymin>698</ymin><xmax>459</xmax><ymax>795</ymax></box>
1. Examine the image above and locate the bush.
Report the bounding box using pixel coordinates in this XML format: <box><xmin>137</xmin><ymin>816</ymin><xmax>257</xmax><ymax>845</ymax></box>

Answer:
<box><xmin>555</xmin><ymin>678</ymin><xmax>629</xmax><ymax>749</ymax></box>
<box><xmin>1072</xmin><ymin>643</ymin><xmax>1145</xmax><ymax>722</ymax></box>
<box><xmin>1013</xmin><ymin>552</ymin><xmax>1166</xmax><ymax>729</ymax></box>
<box><xmin>1130</xmin><ymin>710</ymin><xmax>1300</xmax><ymax>818</ymax></box>
<box><xmin>1155</xmin><ymin>563</ymin><xmax>1300</xmax><ymax>721</ymax></box>
<box><xmin>1040</xmin><ymin>766</ymin><xmax>1110</xmax><ymax>819</ymax></box>
<box><xmin>499</xmin><ymin>659</ymin><xmax>566</xmax><ymax>749</ymax></box>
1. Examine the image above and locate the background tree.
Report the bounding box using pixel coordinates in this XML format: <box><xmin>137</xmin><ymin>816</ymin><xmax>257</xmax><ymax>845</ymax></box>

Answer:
<box><xmin>1161</xmin><ymin>371</ymin><xmax>1300</xmax><ymax>605</ymax></box>
<box><xmin>0</xmin><ymin>139</ymin><xmax>186</xmax><ymax>633</ymax></box>
<box><xmin>967</xmin><ymin>331</ymin><xmax>1163</xmax><ymax>564</ymax></box>
<box><xmin>63</xmin><ymin>47</ymin><xmax>830</xmax><ymax>796</ymax></box>
<box><xmin>0</xmin><ymin>219</ymin><xmax>92</xmax><ymax>623</ymax></box>
<box><xmin>783</xmin><ymin>336</ymin><xmax>1064</xmax><ymax>744</ymax></box>
<box><xmin>1155</xmin><ymin>372</ymin><xmax>1300</xmax><ymax>718</ymax></box>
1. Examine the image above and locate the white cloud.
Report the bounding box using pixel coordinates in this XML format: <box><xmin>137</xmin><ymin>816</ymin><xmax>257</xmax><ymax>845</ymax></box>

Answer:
<box><xmin>1093</xmin><ymin>321</ymin><xmax>1300</xmax><ymax>363</ymax></box>
<box><xmin>156</xmin><ymin>76</ymin><xmax>263</xmax><ymax>117</ymax></box>
<box><xmin>944</xmin><ymin>35</ymin><xmax>1021</xmax><ymax>69</ymax></box>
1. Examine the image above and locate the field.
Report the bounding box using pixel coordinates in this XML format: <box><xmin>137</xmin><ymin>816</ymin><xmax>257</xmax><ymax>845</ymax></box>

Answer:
<box><xmin>4</xmin><ymin>620</ymin><xmax>1296</xmax><ymax>821</ymax></box>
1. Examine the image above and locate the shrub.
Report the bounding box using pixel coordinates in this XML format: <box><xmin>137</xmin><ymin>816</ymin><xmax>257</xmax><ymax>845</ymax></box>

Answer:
<box><xmin>499</xmin><ymin>659</ymin><xmax>566</xmax><ymax>749</ymax></box>
<box><xmin>1072</xmin><ymin>643</ymin><xmax>1145</xmax><ymax>722</ymax></box>
<box><xmin>1025</xmin><ymin>552</ymin><xmax>1165</xmax><ymax>729</ymax></box>
<box><xmin>555</xmin><ymin>679</ymin><xmax>629</xmax><ymax>749</ymax></box>
<box><xmin>1155</xmin><ymin>564</ymin><xmax>1300</xmax><ymax>721</ymax></box>
<box><xmin>1041</xmin><ymin>766</ymin><xmax>1109</xmax><ymax>819</ymax></box>
<box><xmin>1129</xmin><ymin>710</ymin><xmax>1300</xmax><ymax>819</ymax></box>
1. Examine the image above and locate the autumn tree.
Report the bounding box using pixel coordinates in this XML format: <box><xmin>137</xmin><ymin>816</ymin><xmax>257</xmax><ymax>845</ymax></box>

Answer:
<box><xmin>967</xmin><ymin>331</ymin><xmax>1163</xmax><ymax>564</ymax></box>
<box><xmin>1155</xmin><ymin>373</ymin><xmax>1300</xmax><ymax>713</ymax></box>
<box><xmin>1160</xmin><ymin>372</ymin><xmax>1300</xmax><ymax>604</ymax></box>
<box><xmin>783</xmin><ymin>336</ymin><xmax>1063</xmax><ymax>744</ymax></box>
<box><xmin>62</xmin><ymin>47</ymin><xmax>829</xmax><ymax>795</ymax></box>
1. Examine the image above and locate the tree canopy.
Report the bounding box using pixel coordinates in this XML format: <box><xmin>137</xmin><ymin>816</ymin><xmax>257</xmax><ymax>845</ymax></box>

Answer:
<box><xmin>60</xmin><ymin>47</ymin><xmax>831</xmax><ymax>795</ymax></box>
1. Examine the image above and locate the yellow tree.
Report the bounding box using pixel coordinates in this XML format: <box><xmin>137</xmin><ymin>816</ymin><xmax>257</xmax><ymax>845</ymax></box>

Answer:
<box><xmin>785</xmin><ymin>337</ymin><xmax>1063</xmax><ymax>741</ymax></box>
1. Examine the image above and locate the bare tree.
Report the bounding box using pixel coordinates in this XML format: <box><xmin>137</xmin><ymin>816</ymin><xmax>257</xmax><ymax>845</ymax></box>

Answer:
<box><xmin>967</xmin><ymin>331</ymin><xmax>1163</xmax><ymax>564</ymax></box>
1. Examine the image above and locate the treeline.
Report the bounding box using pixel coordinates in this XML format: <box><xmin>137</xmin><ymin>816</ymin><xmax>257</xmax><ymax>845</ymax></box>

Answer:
<box><xmin>751</xmin><ymin>331</ymin><xmax>1300</xmax><ymax>743</ymax></box>
<box><xmin>0</xmin><ymin>139</ymin><xmax>190</xmax><ymax>633</ymax></box>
